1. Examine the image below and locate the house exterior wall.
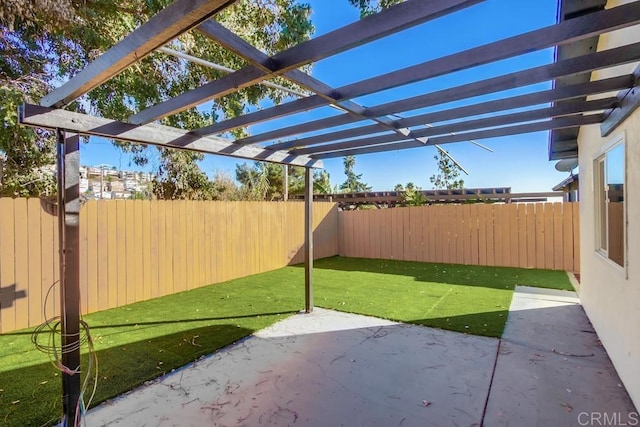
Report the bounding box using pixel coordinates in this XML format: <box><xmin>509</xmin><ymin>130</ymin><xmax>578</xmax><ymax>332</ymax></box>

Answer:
<box><xmin>577</xmin><ymin>0</ymin><xmax>640</xmax><ymax>407</ymax></box>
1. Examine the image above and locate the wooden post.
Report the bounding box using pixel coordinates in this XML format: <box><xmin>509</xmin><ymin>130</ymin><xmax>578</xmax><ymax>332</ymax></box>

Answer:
<box><xmin>57</xmin><ymin>130</ymin><xmax>82</xmax><ymax>425</ymax></box>
<box><xmin>304</xmin><ymin>167</ymin><xmax>313</xmax><ymax>313</ymax></box>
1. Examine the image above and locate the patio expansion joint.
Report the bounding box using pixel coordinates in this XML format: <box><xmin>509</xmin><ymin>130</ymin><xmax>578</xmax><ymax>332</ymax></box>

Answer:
<box><xmin>479</xmin><ymin>337</ymin><xmax>501</xmax><ymax>427</ymax></box>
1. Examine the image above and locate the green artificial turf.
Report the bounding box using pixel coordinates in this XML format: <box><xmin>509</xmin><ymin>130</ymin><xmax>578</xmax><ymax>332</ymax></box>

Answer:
<box><xmin>0</xmin><ymin>256</ymin><xmax>572</xmax><ymax>426</ymax></box>
<box><xmin>312</xmin><ymin>257</ymin><xmax>573</xmax><ymax>337</ymax></box>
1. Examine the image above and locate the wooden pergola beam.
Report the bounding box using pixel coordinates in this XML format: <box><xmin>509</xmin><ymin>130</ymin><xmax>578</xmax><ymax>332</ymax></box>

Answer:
<box><xmin>19</xmin><ymin>104</ymin><xmax>321</xmax><ymax>168</ymax></box>
<box><xmin>128</xmin><ymin>0</ymin><xmax>481</xmax><ymax>125</ymax></box>
<box><xmin>196</xmin><ymin>20</ymin><xmax>424</xmax><ymax>149</ymax></box>
<box><xmin>206</xmin><ymin>1</ymin><xmax>640</xmax><ymax>140</ymax></box>
<box><xmin>369</xmin><ymin>42</ymin><xmax>640</xmax><ymax>116</ymax></box>
<box><xmin>314</xmin><ymin>114</ymin><xmax>603</xmax><ymax>159</ymax></box>
<box><xmin>269</xmin><ymin>76</ymin><xmax>632</xmax><ymax>150</ymax></box>
<box><xmin>294</xmin><ymin>98</ymin><xmax>617</xmax><ymax>155</ymax></box>
<box><xmin>40</xmin><ymin>0</ymin><xmax>236</xmax><ymax>108</ymax></box>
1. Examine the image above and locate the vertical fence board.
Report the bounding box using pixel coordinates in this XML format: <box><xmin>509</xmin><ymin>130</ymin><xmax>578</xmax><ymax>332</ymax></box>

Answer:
<box><xmin>477</xmin><ymin>204</ymin><xmax>487</xmax><ymax>265</ymax></box>
<box><xmin>141</xmin><ymin>200</ymin><xmax>152</xmax><ymax>300</ymax></box>
<box><xmin>494</xmin><ymin>205</ymin><xmax>504</xmax><ymax>266</ymax></box>
<box><xmin>165</xmin><ymin>202</ymin><xmax>175</xmax><ymax>294</ymax></box>
<box><xmin>544</xmin><ymin>203</ymin><xmax>556</xmax><ymax>269</ymax></box>
<box><xmin>469</xmin><ymin>204</ymin><xmax>480</xmax><ymax>265</ymax></box>
<box><xmin>132</xmin><ymin>201</ymin><xmax>143</xmax><ymax>301</ymax></box>
<box><xmin>85</xmin><ymin>201</ymin><xmax>99</xmax><ymax>313</ymax></box>
<box><xmin>369</xmin><ymin>211</ymin><xmax>377</xmax><ymax>259</ymax></box>
<box><xmin>461</xmin><ymin>204</ymin><xmax>470</xmax><ymax>264</ymax></box>
<box><xmin>563</xmin><ymin>202</ymin><xmax>574</xmax><ymax>272</ymax></box>
<box><xmin>517</xmin><ymin>204</ymin><xmax>527</xmax><ymax>268</ymax></box>
<box><xmin>554</xmin><ymin>203</ymin><xmax>565</xmax><ymax>270</ymax></box>
<box><xmin>13</xmin><ymin>199</ymin><xmax>29</xmax><ymax>329</ymax></box>
<box><xmin>124</xmin><ymin>200</ymin><xmax>136</xmax><ymax>303</ymax></box>
<box><xmin>27</xmin><ymin>199</ymin><xmax>43</xmax><ymax>326</ymax></box>
<box><xmin>362</xmin><ymin>210</ymin><xmax>371</xmax><ymax>259</ymax></box>
<box><xmin>184</xmin><ymin>201</ymin><xmax>194</xmax><ymax>289</ymax></box>
<box><xmin>485</xmin><ymin>205</ymin><xmax>495</xmax><ymax>266</ymax></box>
<box><xmin>507</xmin><ymin>204</ymin><xmax>519</xmax><ymax>267</ymax></box>
<box><xmin>535</xmin><ymin>204</ymin><xmax>546</xmax><ymax>269</ymax></box>
<box><xmin>40</xmin><ymin>202</ymin><xmax>56</xmax><ymax>321</ymax></box>
<box><xmin>526</xmin><ymin>204</ymin><xmax>536</xmax><ymax>269</ymax></box>
<box><xmin>79</xmin><ymin>203</ymin><xmax>88</xmax><ymax>315</ymax></box>
<box><xmin>0</xmin><ymin>198</ymin><xmax>16</xmax><ymax>332</ymax></box>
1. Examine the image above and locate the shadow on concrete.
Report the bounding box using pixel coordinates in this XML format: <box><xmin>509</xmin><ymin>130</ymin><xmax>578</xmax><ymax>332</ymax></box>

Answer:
<box><xmin>484</xmin><ymin>286</ymin><xmax>638</xmax><ymax>426</ymax></box>
<box><xmin>0</xmin><ymin>323</ymin><xmax>253</xmax><ymax>426</ymax></box>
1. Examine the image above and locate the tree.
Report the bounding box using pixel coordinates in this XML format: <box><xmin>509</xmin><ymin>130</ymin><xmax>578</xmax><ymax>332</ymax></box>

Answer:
<box><xmin>0</xmin><ymin>0</ymin><xmax>314</xmax><ymax>198</ymax></box>
<box><xmin>339</xmin><ymin>155</ymin><xmax>371</xmax><ymax>193</ymax></box>
<box><xmin>395</xmin><ymin>182</ymin><xmax>426</xmax><ymax>206</ymax></box>
<box><xmin>235</xmin><ymin>161</ymin><xmax>304</xmax><ymax>200</ymax></box>
<box><xmin>429</xmin><ymin>149</ymin><xmax>464</xmax><ymax>190</ymax></box>
<box><xmin>313</xmin><ymin>169</ymin><xmax>335</xmax><ymax>194</ymax></box>
<box><xmin>349</xmin><ymin>0</ymin><xmax>404</xmax><ymax>16</ymax></box>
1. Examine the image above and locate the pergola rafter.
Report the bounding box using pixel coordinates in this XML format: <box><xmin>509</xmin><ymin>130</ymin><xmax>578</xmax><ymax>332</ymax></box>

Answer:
<box><xmin>128</xmin><ymin>0</ymin><xmax>481</xmax><ymax>125</ymax></box>
<box><xmin>313</xmin><ymin>114</ymin><xmax>604</xmax><ymax>159</ymax></box>
<box><xmin>266</xmin><ymin>75</ymin><xmax>634</xmax><ymax>151</ymax></box>
<box><xmin>207</xmin><ymin>1</ymin><xmax>640</xmax><ymax>142</ymax></box>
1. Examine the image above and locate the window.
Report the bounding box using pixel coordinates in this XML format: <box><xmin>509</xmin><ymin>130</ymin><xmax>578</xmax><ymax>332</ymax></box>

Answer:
<box><xmin>594</xmin><ymin>141</ymin><xmax>625</xmax><ymax>268</ymax></box>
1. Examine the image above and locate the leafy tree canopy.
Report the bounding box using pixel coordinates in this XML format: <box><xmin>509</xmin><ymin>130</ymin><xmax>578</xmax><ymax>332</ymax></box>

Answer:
<box><xmin>429</xmin><ymin>149</ymin><xmax>465</xmax><ymax>190</ymax></box>
<box><xmin>0</xmin><ymin>0</ymin><xmax>395</xmax><ymax>198</ymax></box>
<box><xmin>0</xmin><ymin>0</ymin><xmax>313</xmax><ymax>198</ymax></box>
<box><xmin>236</xmin><ymin>161</ymin><xmax>305</xmax><ymax>201</ymax></box>
<box><xmin>348</xmin><ymin>0</ymin><xmax>404</xmax><ymax>16</ymax></box>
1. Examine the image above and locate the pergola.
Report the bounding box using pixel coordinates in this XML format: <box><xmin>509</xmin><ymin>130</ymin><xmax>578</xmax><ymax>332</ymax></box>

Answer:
<box><xmin>17</xmin><ymin>0</ymin><xmax>640</xmax><ymax>423</ymax></box>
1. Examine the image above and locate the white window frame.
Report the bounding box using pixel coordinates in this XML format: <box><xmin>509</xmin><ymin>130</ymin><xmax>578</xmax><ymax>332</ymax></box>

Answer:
<box><xmin>593</xmin><ymin>133</ymin><xmax>627</xmax><ymax>275</ymax></box>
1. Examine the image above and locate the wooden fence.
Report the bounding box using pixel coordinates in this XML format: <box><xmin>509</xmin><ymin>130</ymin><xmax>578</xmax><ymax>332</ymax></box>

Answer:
<box><xmin>339</xmin><ymin>203</ymin><xmax>579</xmax><ymax>272</ymax></box>
<box><xmin>0</xmin><ymin>199</ymin><xmax>580</xmax><ymax>334</ymax></box>
<box><xmin>0</xmin><ymin>199</ymin><xmax>338</xmax><ymax>333</ymax></box>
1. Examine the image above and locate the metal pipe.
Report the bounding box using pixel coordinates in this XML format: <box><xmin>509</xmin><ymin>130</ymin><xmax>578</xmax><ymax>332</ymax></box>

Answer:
<box><xmin>158</xmin><ymin>47</ymin><xmax>308</xmax><ymax>98</ymax></box>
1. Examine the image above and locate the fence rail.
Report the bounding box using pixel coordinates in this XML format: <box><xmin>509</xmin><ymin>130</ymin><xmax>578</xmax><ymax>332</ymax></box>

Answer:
<box><xmin>0</xmin><ymin>199</ymin><xmax>338</xmax><ymax>333</ymax></box>
<box><xmin>338</xmin><ymin>203</ymin><xmax>579</xmax><ymax>271</ymax></box>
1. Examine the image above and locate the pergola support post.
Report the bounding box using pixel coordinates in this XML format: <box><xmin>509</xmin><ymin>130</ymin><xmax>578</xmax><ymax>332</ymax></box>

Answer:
<box><xmin>304</xmin><ymin>167</ymin><xmax>313</xmax><ymax>313</ymax></box>
<box><xmin>56</xmin><ymin>130</ymin><xmax>82</xmax><ymax>426</ymax></box>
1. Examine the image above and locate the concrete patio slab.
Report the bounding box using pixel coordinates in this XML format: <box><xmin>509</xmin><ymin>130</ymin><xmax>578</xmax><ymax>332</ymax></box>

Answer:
<box><xmin>484</xmin><ymin>286</ymin><xmax>638</xmax><ymax>427</ymax></box>
<box><xmin>86</xmin><ymin>286</ymin><xmax>637</xmax><ymax>427</ymax></box>
<box><xmin>87</xmin><ymin>308</ymin><xmax>499</xmax><ymax>426</ymax></box>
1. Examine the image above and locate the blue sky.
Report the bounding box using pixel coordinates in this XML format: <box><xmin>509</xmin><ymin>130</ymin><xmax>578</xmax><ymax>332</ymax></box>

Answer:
<box><xmin>80</xmin><ymin>0</ymin><xmax>574</xmax><ymax>193</ymax></box>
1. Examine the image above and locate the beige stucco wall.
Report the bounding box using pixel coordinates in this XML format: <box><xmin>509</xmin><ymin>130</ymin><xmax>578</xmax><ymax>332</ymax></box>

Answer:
<box><xmin>577</xmin><ymin>0</ymin><xmax>640</xmax><ymax>407</ymax></box>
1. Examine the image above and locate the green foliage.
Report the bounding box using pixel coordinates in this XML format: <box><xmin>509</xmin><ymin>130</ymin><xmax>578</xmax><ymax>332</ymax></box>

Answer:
<box><xmin>348</xmin><ymin>0</ymin><xmax>404</xmax><ymax>17</ymax></box>
<box><xmin>235</xmin><ymin>161</ymin><xmax>305</xmax><ymax>200</ymax></box>
<box><xmin>0</xmin><ymin>0</ymin><xmax>314</xmax><ymax>198</ymax></box>
<box><xmin>400</xmin><ymin>182</ymin><xmax>427</xmax><ymax>206</ymax></box>
<box><xmin>339</xmin><ymin>155</ymin><xmax>371</xmax><ymax>193</ymax></box>
<box><xmin>429</xmin><ymin>149</ymin><xmax>465</xmax><ymax>190</ymax></box>
<box><xmin>313</xmin><ymin>169</ymin><xmax>335</xmax><ymax>194</ymax></box>
<box><xmin>0</xmin><ymin>87</ymin><xmax>56</xmax><ymax>196</ymax></box>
